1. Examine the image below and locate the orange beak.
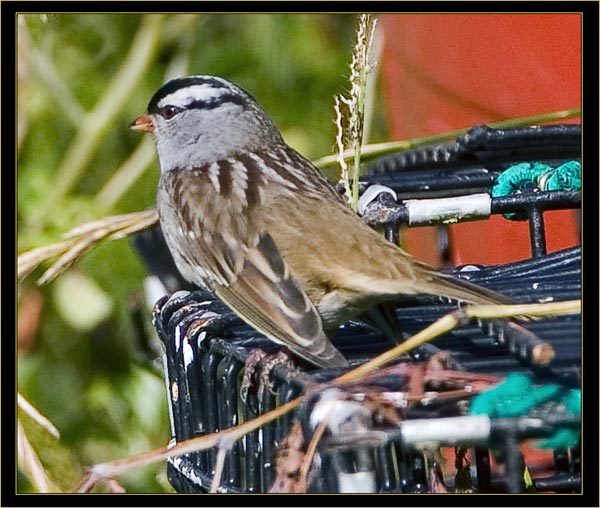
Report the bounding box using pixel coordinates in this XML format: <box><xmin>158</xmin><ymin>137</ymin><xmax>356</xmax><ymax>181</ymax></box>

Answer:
<box><xmin>130</xmin><ymin>114</ymin><xmax>155</xmax><ymax>133</ymax></box>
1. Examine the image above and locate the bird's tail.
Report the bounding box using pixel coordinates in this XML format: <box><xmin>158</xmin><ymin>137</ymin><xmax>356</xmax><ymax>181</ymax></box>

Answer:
<box><xmin>421</xmin><ymin>269</ymin><xmax>516</xmax><ymax>306</ymax></box>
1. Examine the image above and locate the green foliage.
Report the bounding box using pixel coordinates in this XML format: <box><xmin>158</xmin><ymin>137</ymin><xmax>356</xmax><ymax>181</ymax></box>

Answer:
<box><xmin>17</xmin><ymin>13</ymin><xmax>361</xmax><ymax>493</ymax></box>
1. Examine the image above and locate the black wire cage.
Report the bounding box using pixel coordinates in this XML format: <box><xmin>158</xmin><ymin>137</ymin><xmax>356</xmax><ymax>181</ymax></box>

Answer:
<box><xmin>134</xmin><ymin>124</ymin><xmax>581</xmax><ymax>494</ymax></box>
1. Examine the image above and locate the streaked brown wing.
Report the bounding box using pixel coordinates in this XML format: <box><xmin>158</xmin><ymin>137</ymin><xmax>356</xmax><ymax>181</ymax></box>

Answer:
<box><xmin>159</xmin><ymin>158</ymin><xmax>347</xmax><ymax>367</ymax></box>
<box><xmin>215</xmin><ymin>233</ymin><xmax>348</xmax><ymax>369</ymax></box>
<box><xmin>157</xmin><ymin>161</ymin><xmax>266</xmax><ymax>288</ymax></box>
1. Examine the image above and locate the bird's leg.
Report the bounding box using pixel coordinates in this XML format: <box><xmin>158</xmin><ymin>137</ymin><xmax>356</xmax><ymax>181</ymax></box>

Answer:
<box><xmin>257</xmin><ymin>350</ymin><xmax>296</xmax><ymax>400</ymax></box>
<box><xmin>240</xmin><ymin>349</ymin><xmax>298</xmax><ymax>409</ymax></box>
<box><xmin>240</xmin><ymin>348</ymin><xmax>268</xmax><ymax>405</ymax></box>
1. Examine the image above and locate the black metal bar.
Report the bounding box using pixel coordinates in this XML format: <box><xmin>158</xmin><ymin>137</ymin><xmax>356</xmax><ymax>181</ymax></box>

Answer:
<box><xmin>502</xmin><ymin>433</ymin><xmax>526</xmax><ymax>493</ymax></box>
<box><xmin>363</xmin><ymin>171</ymin><xmax>493</xmax><ymax>197</ymax></box>
<box><xmin>367</xmin><ymin>125</ymin><xmax>581</xmax><ymax>175</ymax></box>
<box><xmin>260</xmin><ymin>386</ymin><xmax>277</xmax><ymax>491</ymax></box>
<box><xmin>491</xmin><ymin>191</ymin><xmax>580</xmax><ymax>213</ymax></box>
<box><xmin>167</xmin><ymin>460</ymin><xmax>208</xmax><ymax>493</ymax></box>
<box><xmin>571</xmin><ymin>445</ymin><xmax>581</xmax><ymax>475</ymax></box>
<box><xmin>244</xmin><ymin>404</ymin><xmax>262</xmax><ymax>494</ymax></box>
<box><xmin>219</xmin><ymin>356</ymin><xmax>243</xmax><ymax>488</ymax></box>
<box><xmin>173</xmin><ymin>332</ymin><xmax>195</xmax><ymax>445</ymax></box>
<box><xmin>384</xmin><ymin>223</ymin><xmax>400</xmax><ymax>244</ymax></box>
<box><xmin>474</xmin><ymin>448</ymin><xmax>492</xmax><ymax>492</ymax></box>
<box><xmin>185</xmin><ymin>333</ymin><xmax>206</xmax><ymax>432</ymax></box>
<box><xmin>375</xmin><ymin>445</ymin><xmax>398</xmax><ymax>492</ymax></box>
<box><xmin>532</xmin><ymin>473</ymin><xmax>580</xmax><ymax>492</ymax></box>
<box><xmin>528</xmin><ymin>205</ymin><xmax>547</xmax><ymax>257</ymax></box>
<box><xmin>406</xmin><ymin>453</ymin><xmax>428</xmax><ymax>493</ymax></box>
<box><xmin>243</xmin><ymin>390</ymin><xmax>261</xmax><ymax>493</ymax></box>
<box><xmin>553</xmin><ymin>449</ymin><xmax>570</xmax><ymax>473</ymax></box>
<box><xmin>202</xmin><ymin>350</ymin><xmax>222</xmax><ymax>474</ymax></box>
<box><xmin>457</xmin><ymin>124</ymin><xmax>581</xmax><ymax>151</ymax></box>
<box><xmin>315</xmin><ymin>454</ymin><xmax>340</xmax><ymax>493</ymax></box>
<box><xmin>278</xmin><ymin>381</ymin><xmax>301</xmax><ymax>439</ymax></box>
<box><xmin>184</xmin><ymin>330</ymin><xmax>209</xmax><ymax>472</ymax></box>
<box><xmin>162</xmin><ymin>325</ymin><xmax>185</xmax><ymax>445</ymax></box>
<box><xmin>357</xmin><ymin>447</ymin><xmax>377</xmax><ymax>476</ymax></box>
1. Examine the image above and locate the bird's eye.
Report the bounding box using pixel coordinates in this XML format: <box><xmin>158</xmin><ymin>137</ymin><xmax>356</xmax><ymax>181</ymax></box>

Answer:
<box><xmin>161</xmin><ymin>105</ymin><xmax>181</xmax><ymax>120</ymax></box>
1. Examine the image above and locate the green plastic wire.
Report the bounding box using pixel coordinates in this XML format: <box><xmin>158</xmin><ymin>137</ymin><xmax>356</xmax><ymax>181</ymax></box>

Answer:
<box><xmin>491</xmin><ymin>160</ymin><xmax>581</xmax><ymax>220</ymax></box>
<box><xmin>470</xmin><ymin>373</ymin><xmax>580</xmax><ymax>450</ymax></box>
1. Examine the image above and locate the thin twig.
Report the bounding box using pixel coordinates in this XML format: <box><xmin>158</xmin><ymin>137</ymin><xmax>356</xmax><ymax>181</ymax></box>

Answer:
<box><xmin>75</xmin><ymin>470</ymin><xmax>102</xmax><ymax>494</ymax></box>
<box><xmin>333</xmin><ymin>300</ymin><xmax>579</xmax><ymax>384</ymax></box>
<box><xmin>18</xmin><ymin>209</ymin><xmax>159</xmax><ymax>285</ymax></box>
<box><xmin>18</xmin><ymin>420</ymin><xmax>59</xmax><ymax>493</ymax></box>
<box><xmin>77</xmin><ymin>397</ymin><xmax>302</xmax><ymax>491</ymax></box>
<box><xmin>210</xmin><ymin>437</ymin><xmax>233</xmax><ymax>493</ymax></box>
<box><xmin>335</xmin><ymin>312</ymin><xmax>461</xmax><ymax>383</ymax></box>
<box><xmin>18</xmin><ymin>393</ymin><xmax>60</xmax><ymax>438</ymax></box>
<box><xmin>105</xmin><ymin>479</ymin><xmax>127</xmax><ymax>494</ymax></box>
<box><xmin>298</xmin><ymin>412</ymin><xmax>330</xmax><ymax>488</ymax></box>
<box><xmin>316</xmin><ymin>107</ymin><xmax>581</xmax><ymax>170</ymax></box>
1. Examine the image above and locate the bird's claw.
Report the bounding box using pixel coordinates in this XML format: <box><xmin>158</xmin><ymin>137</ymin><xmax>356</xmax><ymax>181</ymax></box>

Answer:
<box><xmin>240</xmin><ymin>350</ymin><xmax>296</xmax><ymax>409</ymax></box>
<box><xmin>240</xmin><ymin>349</ymin><xmax>268</xmax><ymax>404</ymax></box>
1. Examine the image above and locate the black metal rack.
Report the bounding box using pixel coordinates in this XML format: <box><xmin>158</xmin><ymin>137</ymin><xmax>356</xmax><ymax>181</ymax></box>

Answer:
<box><xmin>135</xmin><ymin>124</ymin><xmax>581</xmax><ymax>494</ymax></box>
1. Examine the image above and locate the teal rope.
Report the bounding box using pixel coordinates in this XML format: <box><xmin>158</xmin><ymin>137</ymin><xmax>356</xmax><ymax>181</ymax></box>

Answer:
<box><xmin>470</xmin><ymin>373</ymin><xmax>580</xmax><ymax>449</ymax></box>
<box><xmin>492</xmin><ymin>161</ymin><xmax>581</xmax><ymax>220</ymax></box>
<box><xmin>542</xmin><ymin>160</ymin><xmax>581</xmax><ymax>192</ymax></box>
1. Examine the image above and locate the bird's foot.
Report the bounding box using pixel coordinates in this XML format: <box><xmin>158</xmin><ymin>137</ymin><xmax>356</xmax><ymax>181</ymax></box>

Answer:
<box><xmin>240</xmin><ymin>349</ymin><xmax>296</xmax><ymax>407</ymax></box>
<box><xmin>257</xmin><ymin>350</ymin><xmax>296</xmax><ymax>399</ymax></box>
<box><xmin>240</xmin><ymin>348</ymin><xmax>268</xmax><ymax>404</ymax></box>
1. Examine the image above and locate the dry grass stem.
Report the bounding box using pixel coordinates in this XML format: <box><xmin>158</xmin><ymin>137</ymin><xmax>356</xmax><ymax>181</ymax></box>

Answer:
<box><xmin>18</xmin><ymin>393</ymin><xmax>60</xmax><ymax>438</ymax></box>
<box><xmin>318</xmin><ymin>107</ymin><xmax>581</xmax><ymax>170</ymax></box>
<box><xmin>18</xmin><ymin>420</ymin><xmax>59</xmax><ymax>493</ymax></box>
<box><xmin>334</xmin><ymin>299</ymin><xmax>579</xmax><ymax>384</ymax></box>
<box><xmin>18</xmin><ymin>209</ymin><xmax>159</xmax><ymax>285</ymax></box>
<box><xmin>334</xmin><ymin>96</ymin><xmax>351</xmax><ymax>202</ymax></box>
<box><xmin>78</xmin><ymin>397</ymin><xmax>302</xmax><ymax>491</ymax></box>
<box><xmin>209</xmin><ymin>438</ymin><xmax>233</xmax><ymax>493</ymax></box>
<box><xmin>463</xmin><ymin>300</ymin><xmax>580</xmax><ymax>320</ymax></box>
<box><xmin>18</xmin><ymin>239</ymin><xmax>75</xmax><ymax>281</ymax></box>
<box><xmin>298</xmin><ymin>412</ymin><xmax>330</xmax><ymax>489</ymax></box>
<box><xmin>335</xmin><ymin>14</ymin><xmax>378</xmax><ymax>211</ymax></box>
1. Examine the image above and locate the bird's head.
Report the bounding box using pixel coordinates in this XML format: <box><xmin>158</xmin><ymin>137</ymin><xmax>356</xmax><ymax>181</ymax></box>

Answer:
<box><xmin>131</xmin><ymin>75</ymin><xmax>283</xmax><ymax>170</ymax></box>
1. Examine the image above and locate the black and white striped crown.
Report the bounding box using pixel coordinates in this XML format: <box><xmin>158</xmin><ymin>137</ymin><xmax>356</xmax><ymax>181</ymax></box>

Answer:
<box><xmin>147</xmin><ymin>75</ymin><xmax>255</xmax><ymax>115</ymax></box>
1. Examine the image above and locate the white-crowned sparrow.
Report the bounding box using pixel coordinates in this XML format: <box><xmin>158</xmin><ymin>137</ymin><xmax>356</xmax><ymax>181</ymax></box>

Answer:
<box><xmin>131</xmin><ymin>75</ymin><xmax>513</xmax><ymax>368</ymax></box>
